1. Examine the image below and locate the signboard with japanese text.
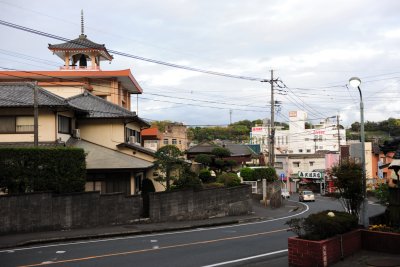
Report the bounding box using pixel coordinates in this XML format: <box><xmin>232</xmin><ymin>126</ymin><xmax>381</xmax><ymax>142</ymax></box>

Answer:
<box><xmin>298</xmin><ymin>171</ymin><xmax>322</xmax><ymax>179</ymax></box>
<box><xmin>251</xmin><ymin>127</ymin><xmax>268</xmax><ymax>133</ymax></box>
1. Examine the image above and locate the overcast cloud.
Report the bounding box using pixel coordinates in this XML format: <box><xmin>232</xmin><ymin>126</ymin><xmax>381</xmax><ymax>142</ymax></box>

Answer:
<box><xmin>1</xmin><ymin>0</ymin><xmax>400</xmax><ymax>127</ymax></box>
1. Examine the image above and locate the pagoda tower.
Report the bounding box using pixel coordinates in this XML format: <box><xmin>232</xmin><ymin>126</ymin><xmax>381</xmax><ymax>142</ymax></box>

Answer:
<box><xmin>48</xmin><ymin>10</ymin><xmax>113</xmax><ymax>70</ymax></box>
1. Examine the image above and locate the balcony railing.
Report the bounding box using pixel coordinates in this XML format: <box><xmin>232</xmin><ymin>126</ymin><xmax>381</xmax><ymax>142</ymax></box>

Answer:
<box><xmin>60</xmin><ymin>66</ymin><xmax>100</xmax><ymax>71</ymax></box>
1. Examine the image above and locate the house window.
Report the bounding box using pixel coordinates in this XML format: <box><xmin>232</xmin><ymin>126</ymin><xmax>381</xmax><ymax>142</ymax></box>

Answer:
<box><xmin>179</xmin><ymin>140</ymin><xmax>182</xmax><ymax>144</ymax></box>
<box><xmin>293</xmin><ymin>162</ymin><xmax>300</xmax><ymax>167</ymax></box>
<box><xmin>58</xmin><ymin>115</ymin><xmax>71</xmax><ymax>134</ymax></box>
<box><xmin>126</xmin><ymin>128</ymin><xmax>141</xmax><ymax>143</ymax></box>
<box><xmin>307</xmin><ymin>149</ymin><xmax>311</xmax><ymax>153</ymax></box>
<box><xmin>0</xmin><ymin>116</ymin><xmax>34</xmax><ymax>133</ymax></box>
<box><xmin>299</xmin><ymin>149</ymin><xmax>303</xmax><ymax>153</ymax></box>
<box><xmin>275</xmin><ymin>162</ymin><xmax>283</xmax><ymax>169</ymax></box>
<box><xmin>172</xmin><ymin>139</ymin><xmax>177</xmax><ymax>145</ymax></box>
<box><xmin>16</xmin><ymin>116</ymin><xmax>34</xmax><ymax>132</ymax></box>
<box><xmin>163</xmin><ymin>138</ymin><xmax>168</xmax><ymax>145</ymax></box>
<box><xmin>309</xmin><ymin>161</ymin><xmax>314</xmax><ymax>167</ymax></box>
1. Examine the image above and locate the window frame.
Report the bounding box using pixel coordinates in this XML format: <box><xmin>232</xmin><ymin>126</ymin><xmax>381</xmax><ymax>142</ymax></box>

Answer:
<box><xmin>0</xmin><ymin>116</ymin><xmax>34</xmax><ymax>134</ymax></box>
<box><xmin>58</xmin><ymin>115</ymin><xmax>72</xmax><ymax>134</ymax></box>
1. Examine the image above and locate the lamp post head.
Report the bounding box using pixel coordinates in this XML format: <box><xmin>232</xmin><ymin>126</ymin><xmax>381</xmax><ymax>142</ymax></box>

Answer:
<box><xmin>349</xmin><ymin>77</ymin><xmax>361</xmax><ymax>88</ymax></box>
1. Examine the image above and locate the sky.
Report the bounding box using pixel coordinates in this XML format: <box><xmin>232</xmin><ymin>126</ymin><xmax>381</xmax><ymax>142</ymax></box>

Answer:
<box><xmin>1</xmin><ymin>0</ymin><xmax>400</xmax><ymax>128</ymax></box>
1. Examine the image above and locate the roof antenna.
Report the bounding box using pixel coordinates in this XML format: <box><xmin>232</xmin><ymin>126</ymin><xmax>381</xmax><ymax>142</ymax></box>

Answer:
<box><xmin>80</xmin><ymin>10</ymin><xmax>86</xmax><ymax>37</ymax></box>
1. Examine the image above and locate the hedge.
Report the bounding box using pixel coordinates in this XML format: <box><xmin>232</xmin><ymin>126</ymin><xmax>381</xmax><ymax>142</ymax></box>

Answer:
<box><xmin>0</xmin><ymin>147</ymin><xmax>86</xmax><ymax>194</ymax></box>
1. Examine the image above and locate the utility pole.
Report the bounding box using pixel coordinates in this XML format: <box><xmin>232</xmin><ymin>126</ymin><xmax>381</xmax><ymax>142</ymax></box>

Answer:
<box><xmin>229</xmin><ymin>109</ymin><xmax>232</xmax><ymax>125</ymax></box>
<box><xmin>33</xmin><ymin>83</ymin><xmax>39</xmax><ymax>147</ymax></box>
<box><xmin>261</xmin><ymin>70</ymin><xmax>277</xmax><ymax>167</ymax></box>
<box><xmin>270</xmin><ymin>70</ymin><xmax>275</xmax><ymax>167</ymax></box>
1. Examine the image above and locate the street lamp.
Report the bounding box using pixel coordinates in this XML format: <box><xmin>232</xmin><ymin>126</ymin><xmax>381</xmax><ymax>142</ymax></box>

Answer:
<box><xmin>349</xmin><ymin>76</ymin><xmax>368</xmax><ymax>228</ymax></box>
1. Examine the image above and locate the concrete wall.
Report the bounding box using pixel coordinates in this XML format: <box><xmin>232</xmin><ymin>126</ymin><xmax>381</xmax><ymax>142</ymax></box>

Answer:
<box><xmin>0</xmin><ymin>191</ymin><xmax>142</xmax><ymax>234</ymax></box>
<box><xmin>149</xmin><ymin>185</ymin><xmax>252</xmax><ymax>222</ymax></box>
<box><xmin>0</xmin><ymin>185</ymin><xmax>252</xmax><ymax>233</ymax></box>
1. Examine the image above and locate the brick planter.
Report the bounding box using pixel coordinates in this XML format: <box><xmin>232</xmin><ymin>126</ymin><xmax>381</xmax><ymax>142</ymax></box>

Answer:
<box><xmin>288</xmin><ymin>229</ymin><xmax>362</xmax><ymax>267</ymax></box>
<box><xmin>362</xmin><ymin>229</ymin><xmax>400</xmax><ymax>254</ymax></box>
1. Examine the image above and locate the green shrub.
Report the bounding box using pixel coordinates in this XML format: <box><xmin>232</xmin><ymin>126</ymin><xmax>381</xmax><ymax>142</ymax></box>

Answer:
<box><xmin>0</xmin><ymin>147</ymin><xmax>86</xmax><ymax>194</ymax></box>
<box><xmin>285</xmin><ymin>210</ymin><xmax>358</xmax><ymax>240</ymax></box>
<box><xmin>374</xmin><ymin>183</ymin><xmax>389</xmax><ymax>206</ymax></box>
<box><xmin>173</xmin><ymin>167</ymin><xmax>202</xmax><ymax>190</ymax></box>
<box><xmin>240</xmin><ymin>167</ymin><xmax>255</xmax><ymax>181</ymax></box>
<box><xmin>217</xmin><ymin>173</ymin><xmax>241</xmax><ymax>187</ymax></box>
<box><xmin>253</xmin><ymin>167</ymin><xmax>277</xmax><ymax>182</ymax></box>
<box><xmin>199</xmin><ymin>169</ymin><xmax>215</xmax><ymax>183</ymax></box>
<box><xmin>194</xmin><ymin>154</ymin><xmax>212</xmax><ymax>166</ymax></box>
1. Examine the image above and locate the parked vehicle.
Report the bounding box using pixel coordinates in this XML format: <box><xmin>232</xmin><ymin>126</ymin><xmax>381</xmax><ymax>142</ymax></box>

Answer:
<box><xmin>281</xmin><ymin>188</ymin><xmax>290</xmax><ymax>199</ymax></box>
<box><xmin>299</xmin><ymin>190</ymin><xmax>315</xmax><ymax>202</ymax></box>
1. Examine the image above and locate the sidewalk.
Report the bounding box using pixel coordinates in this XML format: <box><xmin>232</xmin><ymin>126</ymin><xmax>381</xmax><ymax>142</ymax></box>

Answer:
<box><xmin>0</xmin><ymin>198</ymin><xmax>302</xmax><ymax>250</ymax></box>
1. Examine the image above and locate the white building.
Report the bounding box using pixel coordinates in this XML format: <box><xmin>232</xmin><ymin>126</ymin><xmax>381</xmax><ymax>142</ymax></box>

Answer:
<box><xmin>250</xmin><ymin>110</ymin><xmax>346</xmax><ymax>155</ymax></box>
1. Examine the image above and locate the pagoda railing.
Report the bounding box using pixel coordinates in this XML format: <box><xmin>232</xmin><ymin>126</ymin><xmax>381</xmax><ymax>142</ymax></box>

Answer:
<box><xmin>60</xmin><ymin>66</ymin><xmax>100</xmax><ymax>71</ymax></box>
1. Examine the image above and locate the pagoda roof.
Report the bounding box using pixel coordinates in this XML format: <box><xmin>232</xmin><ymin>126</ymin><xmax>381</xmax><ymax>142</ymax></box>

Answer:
<box><xmin>48</xmin><ymin>34</ymin><xmax>113</xmax><ymax>61</ymax></box>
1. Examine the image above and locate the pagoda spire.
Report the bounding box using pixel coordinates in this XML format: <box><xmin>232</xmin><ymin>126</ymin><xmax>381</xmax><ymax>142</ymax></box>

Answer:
<box><xmin>80</xmin><ymin>10</ymin><xmax>86</xmax><ymax>38</ymax></box>
<box><xmin>48</xmin><ymin>10</ymin><xmax>113</xmax><ymax>70</ymax></box>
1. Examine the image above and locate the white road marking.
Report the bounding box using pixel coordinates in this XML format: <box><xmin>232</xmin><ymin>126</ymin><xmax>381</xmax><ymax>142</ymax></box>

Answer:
<box><xmin>201</xmin><ymin>249</ymin><xmax>288</xmax><ymax>267</ymax></box>
<box><xmin>0</xmin><ymin>202</ymin><xmax>309</xmax><ymax>253</ymax></box>
<box><xmin>150</xmin><ymin>240</ymin><xmax>158</xmax><ymax>243</ymax></box>
<box><xmin>152</xmin><ymin>245</ymin><xmax>159</xmax><ymax>249</ymax></box>
<box><xmin>41</xmin><ymin>261</ymin><xmax>53</xmax><ymax>264</ymax></box>
<box><xmin>56</xmin><ymin>251</ymin><xmax>65</xmax><ymax>254</ymax></box>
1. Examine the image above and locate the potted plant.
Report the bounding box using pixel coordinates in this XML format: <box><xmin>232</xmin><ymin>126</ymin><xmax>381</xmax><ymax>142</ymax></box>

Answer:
<box><xmin>286</xmin><ymin>210</ymin><xmax>360</xmax><ymax>267</ymax></box>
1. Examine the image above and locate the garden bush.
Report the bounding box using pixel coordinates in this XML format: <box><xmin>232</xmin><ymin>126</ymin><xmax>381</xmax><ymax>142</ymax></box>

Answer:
<box><xmin>199</xmin><ymin>169</ymin><xmax>215</xmax><ymax>183</ymax></box>
<box><xmin>253</xmin><ymin>167</ymin><xmax>277</xmax><ymax>182</ymax></box>
<box><xmin>217</xmin><ymin>173</ymin><xmax>241</xmax><ymax>187</ymax></box>
<box><xmin>285</xmin><ymin>210</ymin><xmax>358</xmax><ymax>240</ymax></box>
<box><xmin>0</xmin><ymin>147</ymin><xmax>86</xmax><ymax>194</ymax></box>
<box><xmin>240</xmin><ymin>167</ymin><xmax>255</xmax><ymax>181</ymax></box>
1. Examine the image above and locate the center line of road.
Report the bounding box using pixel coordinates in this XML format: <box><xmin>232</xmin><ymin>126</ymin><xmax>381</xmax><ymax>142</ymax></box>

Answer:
<box><xmin>201</xmin><ymin>249</ymin><xmax>288</xmax><ymax>267</ymax></box>
<box><xmin>17</xmin><ymin>228</ymin><xmax>291</xmax><ymax>267</ymax></box>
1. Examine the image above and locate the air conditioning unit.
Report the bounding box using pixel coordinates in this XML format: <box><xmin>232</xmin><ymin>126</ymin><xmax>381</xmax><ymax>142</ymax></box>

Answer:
<box><xmin>72</xmin><ymin>129</ymin><xmax>81</xmax><ymax>139</ymax></box>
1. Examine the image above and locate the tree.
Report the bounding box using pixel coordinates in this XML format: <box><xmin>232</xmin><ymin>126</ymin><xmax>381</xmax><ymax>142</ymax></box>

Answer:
<box><xmin>194</xmin><ymin>154</ymin><xmax>212</xmax><ymax>167</ymax></box>
<box><xmin>154</xmin><ymin>145</ymin><xmax>185</xmax><ymax>190</ymax></box>
<box><xmin>151</xmin><ymin>120</ymin><xmax>173</xmax><ymax>132</ymax></box>
<box><xmin>211</xmin><ymin>147</ymin><xmax>231</xmax><ymax>158</ymax></box>
<box><xmin>253</xmin><ymin>167</ymin><xmax>277</xmax><ymax>182</ymax></box>
<box><xmin>351</xmin><ymin>122</ymin><xmax>361</xmax><ymax>132</ymax></box>
<box><xmin>327</xmin><ymin>160</ymin><xmax>363</xmax><ymax>218</ymax></box>
<box><xmin>173</xmin><ymin>165</ymin><xmax>202</xmax><ymax>190</ymax></box>
<box><xmin>211</xmin><ymin>147</ymin><xmax>232</xmax><ymax>174</ymax></box>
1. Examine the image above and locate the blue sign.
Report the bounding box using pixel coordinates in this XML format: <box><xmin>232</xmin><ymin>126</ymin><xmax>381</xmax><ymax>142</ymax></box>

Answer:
<box><xmin>280</xmin><ymin>173</ymin><xmax>285</xmax><ymax>180</ymax></box>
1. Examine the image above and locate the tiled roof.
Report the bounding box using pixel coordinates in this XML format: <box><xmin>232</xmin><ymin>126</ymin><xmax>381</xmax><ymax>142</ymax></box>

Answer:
<box><xmin>0</xmin><ymin>82</ymin><xmax>69</xmax><ymax>107</ymax></box>
<box><xmin>67</xmin><ymin>91</ymin><xmax>137</xmax><ymax>118</ymax></box>
<box><xmin>67</xmin><ymin>138</ymin><xmax>153</xmax><ymax>169</ymax></box>
<box><xmin>186</xmin><ymin>141</ymin><xmax>255</xmax><ymax>157</ymax></box>
<box><xmin>141</xmin><ymin>127</ymin><xmax>160</xmax><ymax>137</ymax></box>
<box><xmin>117</xmin><ymin>142</ymin><xmax>156</xmax><ymax>156</ymax></box>
<box><xmin>48</xmin><ymin>35</ymin><xmax>113</xmax><ymax>61</ymax></box>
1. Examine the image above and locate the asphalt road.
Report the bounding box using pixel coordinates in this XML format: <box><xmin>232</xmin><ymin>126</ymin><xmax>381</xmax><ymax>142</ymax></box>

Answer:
<box><xmin>0</xmin><ymin>195</ymin><xmax>385</xmax><ymax>267</ymax></box>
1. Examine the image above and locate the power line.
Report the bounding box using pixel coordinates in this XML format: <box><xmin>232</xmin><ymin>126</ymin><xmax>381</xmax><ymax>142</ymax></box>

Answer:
<box><xmin>0</xmin><ymin>66</ymin><xmax>271</xmax><ymax>113</ymax></box>
<box><xmin>0</xmin><ymin>19</ymin><xmax>266</xmax><ymax>82</ymax></box>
